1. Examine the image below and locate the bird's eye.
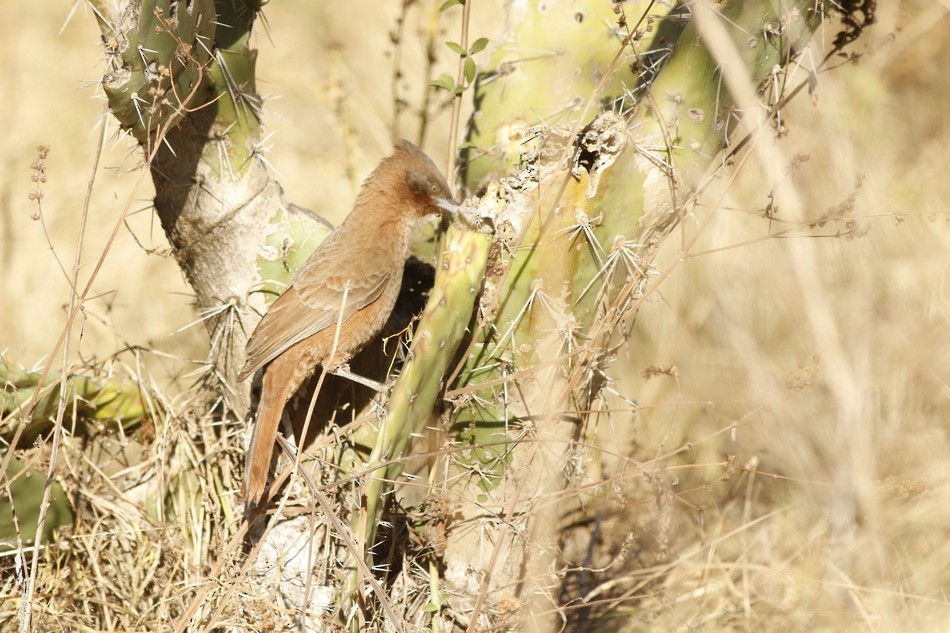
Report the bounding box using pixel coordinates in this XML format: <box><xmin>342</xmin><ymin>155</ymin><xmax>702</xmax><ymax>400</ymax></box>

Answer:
<box><xmin>430</xmin><ymin>183</ymin><xmax>439</xmax><ymax>194</ymax></box>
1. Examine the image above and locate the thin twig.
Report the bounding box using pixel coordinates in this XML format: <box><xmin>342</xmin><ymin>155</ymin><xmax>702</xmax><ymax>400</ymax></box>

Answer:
<box><xmin>445</xmin><ymin>0</ymin><xmax>473</xmax><ymax>184</ymax></box>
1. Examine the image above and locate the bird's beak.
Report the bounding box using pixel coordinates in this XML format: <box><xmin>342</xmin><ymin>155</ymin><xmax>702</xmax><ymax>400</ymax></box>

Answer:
<box><xmin>435</xmin><ymin>196</ymin><xmax>459</xmax><ymax>214</ymax></box>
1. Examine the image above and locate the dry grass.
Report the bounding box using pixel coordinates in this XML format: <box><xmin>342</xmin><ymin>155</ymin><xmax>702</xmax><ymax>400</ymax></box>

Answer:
<box><xmin>2</xmin><ymin>1</ymin><xmax>949</xmax><ymax>631</ymax></box>
<box><xmin>609</xmin><ymin>5</ymin><xmax>950</xmax><ymax>628</ymax></box>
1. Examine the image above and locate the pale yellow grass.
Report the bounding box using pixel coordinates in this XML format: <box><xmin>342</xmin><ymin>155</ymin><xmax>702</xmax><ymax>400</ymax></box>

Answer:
<box><xmin>0</xmin><ymin>2</ymin><xmax>203</xmax><ymax>378</ymax></box>
<box><xmin>618</xmin><ymin>5</ymin><xmax>950</xmax><ymax>629</ymax></box>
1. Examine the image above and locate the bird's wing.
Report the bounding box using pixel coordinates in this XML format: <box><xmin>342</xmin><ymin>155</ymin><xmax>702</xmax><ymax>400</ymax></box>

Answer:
<box><xmin>240</xmin><ymin>269</ymin><xmax>390</xmax><ymax>380</ymax></box>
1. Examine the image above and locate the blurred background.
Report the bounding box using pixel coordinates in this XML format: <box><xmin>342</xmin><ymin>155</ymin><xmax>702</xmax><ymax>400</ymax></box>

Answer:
<box><xmin>2</xmin><ymin>1</ymin><xmax>949</xmax><ymax>629</ymax></box>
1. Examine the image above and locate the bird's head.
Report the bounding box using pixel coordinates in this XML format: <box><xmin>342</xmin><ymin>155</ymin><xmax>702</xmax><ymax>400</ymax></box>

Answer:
<box><xmin>392</xmin><ymin>140</ymin><xmax>458</xmax><ymax>218</ymax></box>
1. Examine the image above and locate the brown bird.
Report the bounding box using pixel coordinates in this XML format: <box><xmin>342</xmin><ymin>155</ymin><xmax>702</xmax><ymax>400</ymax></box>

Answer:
<box><xmin>239</xmin><ymin>140</ymin><xmax>456</xmax><ymax>508</ymax></box>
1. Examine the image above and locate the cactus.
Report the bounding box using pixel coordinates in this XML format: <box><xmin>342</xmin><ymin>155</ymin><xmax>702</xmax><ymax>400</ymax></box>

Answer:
<box><xmin>0</xmin><ymin>458</ymin><xmax>73</xmax><ymax>551</ymax></box>
<box><xmin>1</xmin><ymin>359</ymin><xmax>149</xmax><ymax>446</ymax></box>
<box><xmin>95</xmin><ymin>0</ymin><xmax>216</xmax><ymax>144</ymax></box>
<box><xmin>351</xmin><ymin>197</ymin><xmax>495</xmax><ymax>598</ymax></box>
<box><xmin>461</xmin><ymin>1</ymin><xmax>678</xmax><ymax>186</ymax></box>
<box><xmin>415</xmin><ymin>1</ymin><xmax>830</xmax><ymax>626</ymax></box>
<box><xmin>90</xmin><ymin>1</ymin><xmax>331</xmax><ymax>414</ymax></box>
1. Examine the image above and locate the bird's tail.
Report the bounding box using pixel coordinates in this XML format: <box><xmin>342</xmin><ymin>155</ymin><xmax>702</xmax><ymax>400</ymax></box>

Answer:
<box><xmin>243</xmin><ymin>365</ymin><xmax>291</xmax><ymax>511</ymax></box>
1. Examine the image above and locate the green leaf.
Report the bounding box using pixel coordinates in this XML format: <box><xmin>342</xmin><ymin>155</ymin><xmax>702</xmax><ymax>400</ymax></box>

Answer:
<box><xmin>469</xmin><ymin>37</ymin><xmax>489</xmax><ymax>54</ymax></box>
<box><xmin>445</xmin><ymin>41</ymin><xmax>466</xmax><ymax>56</ymax></box>
<box><xmin>464</xmin><ymin>57</ymin><xmax>476</xmax><ymax>85</ymax></box>
<box><xmin>430</xmin><ymin>73</ymin><xmax>456</xmax><ymax>92</ymax></box>
<box><xmin>439</xmin><ymin>0</ymin><xmax>462</xmax><ymax>12</ymax></box>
